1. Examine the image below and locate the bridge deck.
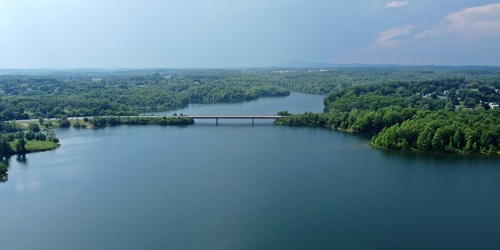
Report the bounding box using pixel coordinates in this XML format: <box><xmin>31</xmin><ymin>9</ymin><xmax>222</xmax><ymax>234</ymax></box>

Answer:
<box><xmin>185</xmin><ymin>115</ymin><xmax>284</xmax><ymax>119</ymax></box>
<box><xmin>183</xmin><ymin>115</ymin><xmax>284</xmax><ymax>125</ymax></box>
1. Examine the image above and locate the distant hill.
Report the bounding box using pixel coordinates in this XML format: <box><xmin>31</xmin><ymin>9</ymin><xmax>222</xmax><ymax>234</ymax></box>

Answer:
<box><xmin>2</xmin><ymin>64</ymin><xmax>500</xmax><ymax>74</ymax></box>
<box><xmin>271</xmin><ymin>61</ymin><xmax>404</xmax><ymax>68</ymax></box>
<box><xmin>0</xmin><ymin>68</ymin><xmax>117</xmax><ymax>76</ymax></box>
<box><xmin>270</xmin><ymin>61</ymin><xmax>500</xmax><ymax>70</ymax></box>
<box><xmin>271</xmin><ymin>61</ymin><xmax>338</xmax><ymax>68</ymax></box>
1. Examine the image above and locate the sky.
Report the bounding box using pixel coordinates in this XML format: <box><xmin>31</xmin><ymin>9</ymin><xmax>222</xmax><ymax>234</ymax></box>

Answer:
<box><xmin>1</xmin><ymin>0</ymin><xmax>500</xmax><ymax>68</ymax></box>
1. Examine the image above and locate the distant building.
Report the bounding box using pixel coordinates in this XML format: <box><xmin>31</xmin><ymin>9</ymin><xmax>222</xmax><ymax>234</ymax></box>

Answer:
<box><xmin>489</xmin><ymin>102</ymin><xmax>499</xmax><ymax>109</ymax></box>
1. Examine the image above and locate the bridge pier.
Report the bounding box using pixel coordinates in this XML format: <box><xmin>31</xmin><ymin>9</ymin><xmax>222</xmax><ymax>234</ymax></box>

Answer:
<box><xmin>216</xmin><ymin>118</ymin><xmax>218</xmax><ymax>125</ymax></box>
<box><xmin>252</xmin><ymin>118</ymin><xmax>254</xmax><ymax>125</ymax></box>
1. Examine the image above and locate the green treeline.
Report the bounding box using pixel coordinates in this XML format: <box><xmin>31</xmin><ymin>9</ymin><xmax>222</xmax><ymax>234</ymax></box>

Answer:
<box><xmin>264</xmin><ymin>67</ymin><xmax>500</xmax><ymax>94</ymax></box>
<box><xmin>372</xmin><ymin>110</ymin><xmax>500</xmax><ymax>155</ymax></box>
<box><xmin>0</xmin><ymin>69</ymin><xmax>289</xmax><ymax>122</ymax></box>
<box><xmin>3</xmin><ymin>67</ymin><xmax>500</xmax><ymax>121</ymax></box>
<box><xmin>276</xmin><ymin>106</ymin><xmax>419</xmax><ymax>132</ymax></box>
<box><xmin>276</xmin><ymin>77</ymin><xmax>500</xmax><ymax>155</ymax></box>
<box><xmin>184</xmin><ymin>83</ymin><xmax>288</xmax><ymax>103</ymax></box>
<box><xmin>4</xmin><ymin>67</ymin><xmax>500</xmax><ymax>122</ymax></box>
<box><xmin>86</xmin><ymin>116</ymin><xmax>194</xmax><ymax>128</ymax></box>
<box><xmin>323</xmin><ymin>78</ymin><xmax>500</xmax><ymax>111</ymax></box>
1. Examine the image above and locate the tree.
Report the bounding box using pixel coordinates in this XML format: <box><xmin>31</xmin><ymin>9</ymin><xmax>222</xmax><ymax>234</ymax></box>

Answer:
<box><xmin>463</xmin><ymin>130</ymin><xmax>478</xmax><ymax>153</ymax></box>
<box><xmin>432</xmin><ymin>128</ymin><xmax>445</xmax><ymax>151</ymax></box>
<box><xmin>452</xmin><ymin>130</ymin><xmax>465</xmax><ymax>150</ymax></box>
<box><xmin>45</xmin><ymin>130</ymin><xmax>56</xmax><ymax>141</ymax></box>
<box><xmin>16</xmin><ymin>139</ymin><xmax>26</xmax><ymax>153</ymax></box>
<box><xmin>15</xmin><ymin>131</ymin><xmax>25</xmax><ymax>140</ymax></box>
<box><xmin>5</xmin><ymin>134</ymin><xmax>15</xmax><ymax>142</ymax></box>
<box><xmin>59</xmin><ymin>116</ymin><xmax>71</xmax><ymax>128</ymax></box>
<box><xmin>447</xmin><ymin>88</ymin><xmax>457</xmax><ymax>98</ymax></box>
<box><xmin>444</xmin><ymin>103</ymin><xmax>455</xmax><ymax>111</ymax></box>
<box><xmin>277</xmin><ymin>110</ymin><xmax>291</xmax><ymax>116</ymax></box>
<box><xmin>417</xmin><ymin>127</ymin><xmax>434</xmax><ymax>151</ymax></box>
<box><xmin>481</xmin><ymin>102</ymin><xmax>491</xmax><ymax>110</ymax></box>
<box><xmin>0</xmin><ymin>135</ymin><xmax>13</xmax><ymax>155</ymax></box>
<box><xmin>35</xmin><ymin>133</ymin><xmax>47</xmax><ymax>141</ymax></box>
<box><xmin>464</xmin><ymin>97</ymin><xmax>477</xmax><ymax>108</ymax></box>
<box><xmin>26</xmin><ymin>130</ymin><xmax>36</xmax><ymax>140</ymax></box>
<box><xmin>28</xmin><ymin>123</ymin><xmax>40</xmax><ymax>132</ymax></box>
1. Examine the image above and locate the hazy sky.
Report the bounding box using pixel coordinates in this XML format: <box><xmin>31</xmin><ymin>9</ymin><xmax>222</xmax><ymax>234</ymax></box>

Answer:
<box><xmin>1</xmin><ymin>0</ymin><xmax>500</xmax><ymax>68</ymax></box>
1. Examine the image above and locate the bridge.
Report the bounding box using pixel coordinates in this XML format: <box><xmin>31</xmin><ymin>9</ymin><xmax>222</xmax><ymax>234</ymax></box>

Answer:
<box><xmin>13</xmin><ymin>115</ymin><xmax>286</xmax><ymax>126</ymax></box>
<box><xmin>185</xmin><ymin>115</ymin><xmax>284</xmax><ymax>125</ymax></box>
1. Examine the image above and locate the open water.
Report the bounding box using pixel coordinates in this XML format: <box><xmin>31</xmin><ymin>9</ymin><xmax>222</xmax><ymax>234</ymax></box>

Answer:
<box><xmin>1</xmin><ymin>92</ymin><xmax>499</xmax><ymax>249</ymax></box>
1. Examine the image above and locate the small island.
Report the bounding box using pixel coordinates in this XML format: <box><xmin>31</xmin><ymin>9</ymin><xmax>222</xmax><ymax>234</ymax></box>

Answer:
<box><xmin>1</xmin><ymin>122</ymin><xmax>60</xmax><ymax>156</ymax></box>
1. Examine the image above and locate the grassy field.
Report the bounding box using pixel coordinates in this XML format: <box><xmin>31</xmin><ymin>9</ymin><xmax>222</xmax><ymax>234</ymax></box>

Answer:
<box><xmin>9</xmin><ymin>140</ymin><xmax>60</xmax><ymax>154</ymax></box>
<box><xmin>25</xmin><ymin>140</ymin><xmax>60</xmax><ymax>152</ymax></box>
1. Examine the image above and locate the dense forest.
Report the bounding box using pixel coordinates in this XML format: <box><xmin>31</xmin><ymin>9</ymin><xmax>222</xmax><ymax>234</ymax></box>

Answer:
<box><xmin>276</xmin><ymin>76</ymin><xmax>500</xmax><ymax>155</ymax></box>
<box><xmin>85</xmin><ymin>116</ymin><xmax>194</xmax><ymax>128</ymax></box>
<box><xmin>261</xmin><ymin>66</ymin><xmax>500</xmax><ymax>94</ymax></box>
<box><xmin>2</xmin><ymin>67</ymin><xmax>500</xmax><ymax>157</ymax></box>
<box><xmin>3</xmin><ymin>67</ymin><xmax>500</xmax><ymax>122</ymax></box>
<box><xmin>0</xmin><ymin>69</ymin><xmax>289</xmax><ymax>121</ymax></box>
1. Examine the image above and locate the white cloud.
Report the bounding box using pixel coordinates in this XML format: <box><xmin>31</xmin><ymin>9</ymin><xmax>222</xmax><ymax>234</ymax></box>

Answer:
<box><xmin>375</xmin><ymin>25</ymin><xmax>415</xmax><ymax>46</ymax></box>
<box><xmin>386</xmin><ymin>0</ymin><xmax>407</xmax><ymax>8</ymax></box>
<box><xmin>416</xmin><ymin>3</ymin><xmax>500</xmax><ymax>39</ymax></box>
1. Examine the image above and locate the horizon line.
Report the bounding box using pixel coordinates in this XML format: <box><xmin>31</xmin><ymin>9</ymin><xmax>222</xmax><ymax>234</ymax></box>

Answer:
<box><xmin>1</xmin><ymin>63</ymin><xmax>500</xmax><ymax>71</ymax></box>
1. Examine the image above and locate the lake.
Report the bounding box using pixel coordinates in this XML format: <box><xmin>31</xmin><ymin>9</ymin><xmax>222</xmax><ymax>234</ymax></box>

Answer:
<box><xmin>1</xmin><ymin>92</ymin><xmax>500</xmax><ymax>249</ymax></box>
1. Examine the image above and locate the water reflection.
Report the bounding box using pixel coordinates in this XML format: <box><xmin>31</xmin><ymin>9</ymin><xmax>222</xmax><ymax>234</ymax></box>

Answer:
<box><xmin>16</xmin><ymin>154</ymin><xmax>27</xmax><ymax>164</ymax></box>
<box><xmin>378</xmin><ymin>147</ymin><xmax>499</xmax><ymax>168</ymax></box>
<box><xmin>0</xmin><ymin>156</ymin><xmax>9</xmax><ymax>183</ymax></box>
<box><xmin>0</xmin><ymin>172</ymin><xmax>7</xmax><ymax>183</ymax></box>
<box><xmin>0</xmin><ymin>154</ymin><xmax>29</xmax><ymax>184</ymax></box>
